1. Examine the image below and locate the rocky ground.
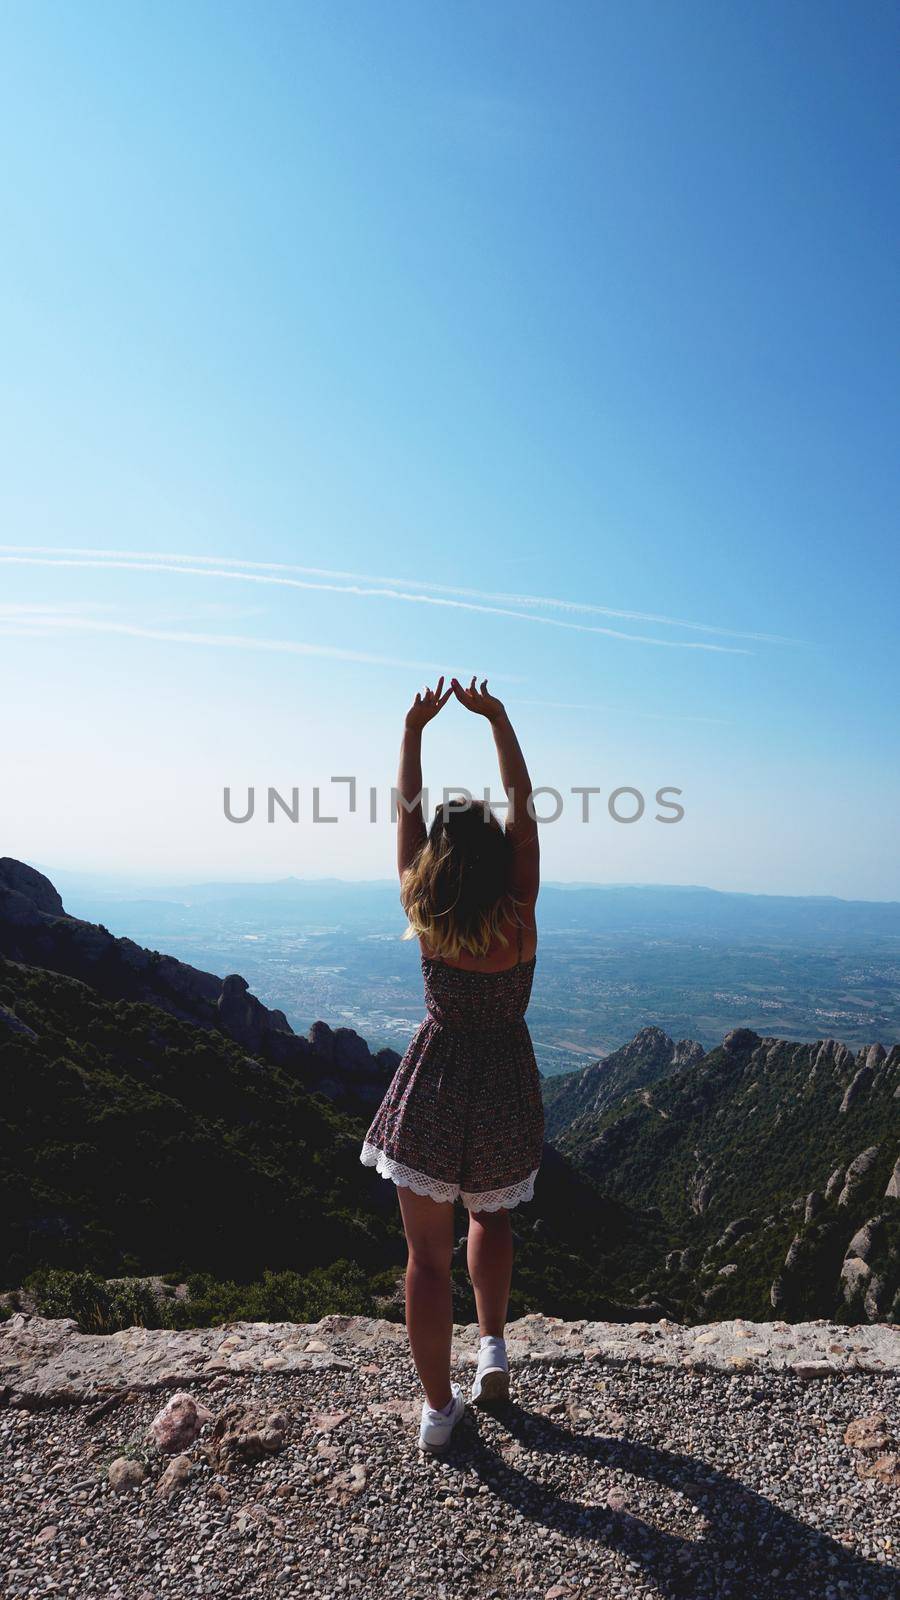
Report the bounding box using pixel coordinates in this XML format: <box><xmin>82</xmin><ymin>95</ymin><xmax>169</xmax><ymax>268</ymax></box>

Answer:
<box><xmin>1</xmin><ymin>1312</ymin><xmax>897</xmax><ymax>1599</ymax></box>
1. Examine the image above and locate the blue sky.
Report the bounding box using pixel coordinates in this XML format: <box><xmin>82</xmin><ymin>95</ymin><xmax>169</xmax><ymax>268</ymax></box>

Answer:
<box><xmin>1</xmin><ymin>1</ymin><xmax>897</xmax><ymax>895</ymax></box>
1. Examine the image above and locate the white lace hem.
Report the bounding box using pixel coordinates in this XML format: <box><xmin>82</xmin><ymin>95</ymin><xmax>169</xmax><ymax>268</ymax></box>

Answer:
<box><xmin>359</xmin><ymin>1140</ymin><xmax>539</xmax><ymax>1212</ymax></box>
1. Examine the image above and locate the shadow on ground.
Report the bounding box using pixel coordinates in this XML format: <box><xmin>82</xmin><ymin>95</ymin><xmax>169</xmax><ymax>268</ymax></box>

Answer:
<box><xmin>433</xmin><ymin>1399</ymin><xmax>895</xmax><ymax>1599</ymax></box>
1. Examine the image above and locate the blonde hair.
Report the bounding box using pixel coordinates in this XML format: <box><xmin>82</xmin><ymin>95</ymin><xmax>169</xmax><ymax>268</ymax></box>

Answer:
<box><xmin>400</xmin><ymin>804</ymin><xmax>525</xmax><ymax>961</ymax></box>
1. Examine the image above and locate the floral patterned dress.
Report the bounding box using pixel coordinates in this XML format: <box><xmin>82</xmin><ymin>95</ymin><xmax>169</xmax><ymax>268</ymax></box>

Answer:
<box><xmin>360</xmin><ymin>924</ymin><xmax>545</xmax><ymax>1211</ymax></box>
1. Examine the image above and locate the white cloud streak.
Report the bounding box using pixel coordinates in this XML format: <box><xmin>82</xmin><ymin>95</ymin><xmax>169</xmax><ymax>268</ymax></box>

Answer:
<box><xmin>0</xmin><ymin>612</ymin><xmax>457</xmax><ymax>673</ymax></box>
<box><xmin>0</xmin><ymin>547</ymin><xmax>773</xmax><ymax>653</ymax></box>
<box><xmin>0</xmin><ymin>610</ymin><xmax>721</xmax><ymax>721</ymax></box>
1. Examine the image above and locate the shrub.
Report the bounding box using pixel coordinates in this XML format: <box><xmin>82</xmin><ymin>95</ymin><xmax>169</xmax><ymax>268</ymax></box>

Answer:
<box><xmin>24</xmin><ymin>1268</ymin><xmax>162</xmax><ymax>1333</ymax></box>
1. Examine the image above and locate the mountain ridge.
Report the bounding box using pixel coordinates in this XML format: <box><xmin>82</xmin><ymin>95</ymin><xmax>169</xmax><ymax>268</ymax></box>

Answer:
<box><xmin>546</xmin><ymin>1024</ymin><xmax>900</xmax><ymax>1323</ymax></box>
<box><xmin>0</xmin><ymin>857</ymin><xmax>400</xmax><ymax>1111</ymax></box>
<box><xmin>2</xmin><ymin>857</ymin><xmax>897</xmax><ymax>1326</ymax></box>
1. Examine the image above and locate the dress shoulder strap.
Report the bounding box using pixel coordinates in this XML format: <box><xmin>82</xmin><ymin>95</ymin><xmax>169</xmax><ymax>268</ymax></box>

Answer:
<box><xmin>517</xmin><ymin>918</ymin><xmax>523</xmax><ymax>964</ymax></box>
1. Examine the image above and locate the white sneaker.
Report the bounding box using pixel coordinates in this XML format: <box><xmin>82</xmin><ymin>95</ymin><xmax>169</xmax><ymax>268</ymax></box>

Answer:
<box><xmin>418</xmin><ymin>1382</ymin><xmax>466</xmax><ymax>1452</ymax></box>
<box><xmin>470</xmin><ymin>1336</ymin><xmax>510</xmax><ymax>1407</ymax></box>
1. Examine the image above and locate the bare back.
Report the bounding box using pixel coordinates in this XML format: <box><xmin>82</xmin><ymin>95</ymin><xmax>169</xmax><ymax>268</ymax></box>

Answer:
<box><xmin>418</xmin><ymin>903</ymin><xmax>537</xmax><ymax>972</ymax></box>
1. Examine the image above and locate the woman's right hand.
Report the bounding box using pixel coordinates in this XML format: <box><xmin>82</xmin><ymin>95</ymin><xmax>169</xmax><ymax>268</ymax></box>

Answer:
<box><xmin>405</xmin><ymin>676</ymin><xmax>452</xmax><ymax>731</ymax></box>
<box><xmin>451</xmin><ymin>676</ymin><xmax>506</xmax><ymax>723</ymax></box>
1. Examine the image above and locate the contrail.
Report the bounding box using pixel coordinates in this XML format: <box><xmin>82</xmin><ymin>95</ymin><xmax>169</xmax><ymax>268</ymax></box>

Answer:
<box><xmin>0</xmin><ymin>550</ymin><xmax>755</xmax><ymax>653</ymax></box>
<box><xmin>1</xmin><ymin>544</ymin><xmax>802</xmax><ymax>644</ymax></box>
<box><xmin>0</xmin><ymin>612</ymin><xmax>461</xmax><ymax>673</ymax></box>
<box><xmin>0</xmin><ymin>611</ymin><xmax>720</xmax><ymax>721</ymax></box>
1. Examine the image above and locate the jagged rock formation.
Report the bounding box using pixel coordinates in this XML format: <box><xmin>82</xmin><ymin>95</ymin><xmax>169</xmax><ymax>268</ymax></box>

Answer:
<box><xmin>542</xmin><ymin>1025</ymin><xmax>704</xmax><ymax>1141</ymax></box>
<box><xmin>548</xmin><ymin>1025</ymin><xmax>900</xmax><ymax>1324</ymax></box>
<box><xmin>0</xmin><ymin>857</ymin><xmax>398</xmax><ymax>1109</ymax></box>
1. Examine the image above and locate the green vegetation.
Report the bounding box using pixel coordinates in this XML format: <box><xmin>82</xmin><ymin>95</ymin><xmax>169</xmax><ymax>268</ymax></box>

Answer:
<box><xmin>6</xmin><ymin>949</ymin><xmax>893</xmax><ymax>1329</ymax></box>
<box><xmin>0</xmin><ymin>958</ymin><xmax>405</xmax><ymax>1287</ymax></box>
<box><xmin>554</xmin><ymin>1031</ymin><xmax>899</xmax><ymax>1321</ymax></box>
<box><xmin>22</xmin><ymin>1261</ymin><xmax>377</xmax><ymax>1333</ymax></box>
<box><xmin>1</xmin><ymin>957</ymin><xmax>658</xmax><ymax>1326</ymax></box>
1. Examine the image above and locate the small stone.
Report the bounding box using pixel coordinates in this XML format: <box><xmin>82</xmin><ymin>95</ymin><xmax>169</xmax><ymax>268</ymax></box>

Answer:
<box><xmin>844</xmin><ymin>1413</ymin><xmax>892</xmax><ymax>1452</ymax></box>
<box><xmin>154</xmin><ymin>1452</ymin><xmax>192</xmax><ymax>1499</ymax></box>
<box><xmin>108</xmin><ymin>1457</ymin><xmax>146</xmax><ymax>1492</ymax></box>
<box><xmin>328</xmin><ymin>1462</ymin><xmax>368</xmax><ymax>1500</ymax></box>
<box><xmin>856</xmin><ymin>1451</ymin><xmax>900</xmax><ymax>1486</ymax></box>
<box><xmin>234</xmin><ymin>1501</ymin><xmax>270</xmax><ymax>1535</ymax></box>
<box><xmin>310</xmin><ymin>1409</ymin><xmax>350</xmax><ymax>1433</ymax></box>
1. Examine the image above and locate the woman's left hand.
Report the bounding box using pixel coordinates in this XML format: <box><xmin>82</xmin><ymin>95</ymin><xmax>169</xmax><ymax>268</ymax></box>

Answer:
<box><xmin>405</xmin><ymin>676</ymin><xmax>452</xmax><ymax>731</ymax></box>
<box><xmin>451</xmin><ymin>676</ymin><xmax>506</xmax><ymax>723</ymax></box>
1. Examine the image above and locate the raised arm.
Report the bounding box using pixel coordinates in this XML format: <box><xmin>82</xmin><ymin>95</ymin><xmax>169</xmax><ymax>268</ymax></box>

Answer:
<box><xmin>397</xmin><ymin>678</ymin><xmax>451</xmax><ymax>879</ymax></box>
<box><xmin>450</xmin><ymin>678</ymin><xmax>539</xmax><ymax>905</ymax></box>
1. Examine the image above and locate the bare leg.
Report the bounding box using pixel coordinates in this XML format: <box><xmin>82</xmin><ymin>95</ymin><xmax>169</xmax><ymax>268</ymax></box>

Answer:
<box><xmin>466</xmin><ymin>1207</ymin><xmax>513</xmax><ymax>1337</ymax></box>
<box><xmin>397</xmin><ymin>1186</ymin><xmax>456</xmax><ymax>1411</ymax></box>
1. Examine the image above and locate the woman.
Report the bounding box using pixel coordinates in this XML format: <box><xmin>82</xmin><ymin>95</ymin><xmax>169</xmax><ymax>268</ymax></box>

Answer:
<box><xmin>360</xmin><ymin>675</ymin><xmax>545</xmax><ymax>1452</ymax></box>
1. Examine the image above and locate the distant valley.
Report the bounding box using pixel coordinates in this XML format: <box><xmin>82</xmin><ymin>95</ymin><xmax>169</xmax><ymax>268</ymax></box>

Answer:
<box><xmin>54</xmin><ymin>873</ymin><xmax>900</xmax><ymax>1074</ymax></box>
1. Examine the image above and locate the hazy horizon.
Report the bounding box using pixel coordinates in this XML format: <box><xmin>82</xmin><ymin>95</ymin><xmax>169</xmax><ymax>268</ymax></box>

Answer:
<box><xmin>21</xmin><ymin>856</ymin><xmax>900</xmax><ymax>910</ymax></box>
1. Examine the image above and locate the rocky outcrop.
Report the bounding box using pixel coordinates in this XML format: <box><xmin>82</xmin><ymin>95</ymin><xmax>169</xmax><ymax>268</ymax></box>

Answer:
<box><xmin>722</xmin><ymin>1027</ymin><xmax>760</xmax><ymax>1055</ymax></box>
<box><xmin>714</xmin><ymin>1216</ymin><xmax>755</xmax><ymax>1251</ymax></box>
<box><xmin>839</xmin><ymin>1215</ymin><xmax>896</xmax><ymax>1319</ymax></box>
<box><xmin>825</xmin><ymin>1165</ymin><xmax>846</xmax><ymax>1200</ymax></box>
<box><xmin>0</xmin><ymin>858</ymin><xmax>66</xmax><ymax>917</ymax></box>
<box><xmin>840</xmin><ymin>1063</ymin><xmax>877</xmax><ymax>1114</ymax></box>
<box><xmin>838</xmin><ymin>1146</ymin><xmax>881</xmax><ymax>1206</ymax></box>
<box><xmin>0</xmin><ymin>859</ymin><xmax>268</xmax><ymax>1037</ymax></box>
<box><xmin>804</xmin><ymin>1190</ymin><xmax>824</xmax><ymax>1224</ymax></box>
<box><xmin>306</xmin><ymin>1021</ymin><xmax>400</xmax><ymax>1104</ymax></box>
<box><xmin>542</xmin><ymin>1025</ymin><xmax>703</xmax><ymax>1141</ymax></box>
<box><xmin>216</xmin><ymin>973</ymin><xmax>292</xmax><ymax>1050</ymax></box>
<box><xmin>845</xmin><ymin>1216</ymin><xmax>887</xmax><ymax>1265</ymax></box>
<box><xmin>551</xmin><ymin>1017</ymin><xmax>899</xmax><ymax>1324</ymax></box>
<box><xmin>0</xmin><ymin>858</ymin><xmax>395</xmax><ymax>1111</ymax></box>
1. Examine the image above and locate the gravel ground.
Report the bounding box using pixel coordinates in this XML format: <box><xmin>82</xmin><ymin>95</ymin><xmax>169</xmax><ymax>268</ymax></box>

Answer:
<box><xmin>1</xmin><ymin>1346</ymin><xmax>897</xmax><ymax>1600</ymax></box>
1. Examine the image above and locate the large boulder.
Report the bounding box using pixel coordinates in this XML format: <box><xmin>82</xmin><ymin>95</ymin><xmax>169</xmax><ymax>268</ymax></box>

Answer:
<box><xmin>837</xmin><ymin>1146</ymin><xmax>881</xmax><ymax>1207</ymax></box>
<box><xmin>844</xmin><ymin>1216</ymin><xmax>887</xmax><ymax>1264</ymax></box>
<box><xmin>824</xmin><ymin>1165</ymin><xmax>845</xmax><ymax>1201</ymax></box>
<box><xmin>839</xmin><ymin>1064</ymin><xmax>876</xmax><ymax>1114</ymax></box>
<box><xmin>714</xmin><ymin>1216</ymin><xmax>755</xmax><ymax>1251</ymax></box>
<box><xmin>840</xmin><ymin>1256</ymin><xmax>871</xmax><ymax>1303</ymax></box>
